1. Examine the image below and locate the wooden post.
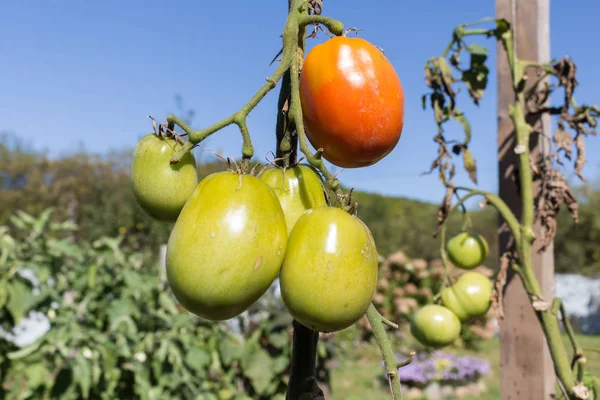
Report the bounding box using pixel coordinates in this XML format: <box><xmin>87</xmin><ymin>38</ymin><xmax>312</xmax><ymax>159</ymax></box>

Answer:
<box><xmin>496</xmin><ymin>0</ymin><xmax>555</xmax><ymax>399</ymax></box>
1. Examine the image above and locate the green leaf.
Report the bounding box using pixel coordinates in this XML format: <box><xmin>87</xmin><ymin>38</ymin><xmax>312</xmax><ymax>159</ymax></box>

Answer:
<box><xmin>15</xmin><ymin>209</ymin><xmax>37</xmax><ymax>226</ymax></box>
<box><xmin>272</xmin><ymin>355</ymin><xmax>289</xmax><ymax>374</ymax></box>
<box><xmin>7</xmin><ymin>338</ymin><xmax>43</xmax><ymax>360</ymax></box>
<box><xmin>167</xmin><ymin>341</ymin><xmax>183</xmax><ymax>368</ymax></box>
<box><xmin>73</xmin><ymin>353</ymin><xmax>92</xmax><ymax>399</ymax></box>
<box><xmin>453</xmin><ymin>110</ymin><xmax>472</xmax><ymax>144</ymax></box>
<box><xmin>217</xmin><ymin>336</ymin><xmax>241</xmax><ymax>367</ymax></box>
<box><xmin>267</xmin><ymin>330</ymin><xmax>289</xmax><ymax>349</ymax></box>
<box><xmin>158</xmin><ymin>292</ymin><xmax>179</xmax><ymax>315</ymax></box>
<box><xmin>467</xmin><ymin>43</ymin><xmax>488</xmax><ymax>57</ymax></box>
<box><xmin>29</xmin><ymin>207</ymin><xmax>55</xmax><ymax>240</ymax></box>
<box><xmin>241</xmin><ymin>347</ymin><xmax>276</xmax><ymax>395</ymax></box>
<box><xmin>0</xmin><ymin>281</ymin><xmax>7</xmax><ymax>309</ymax></box>
<box><xmin>46</xmin><ymin>238</ymin><xmax>85</xmax><ymax>261</ymax></box>
<box><xmin>495</xmin><ymin>18</ymin><xmax>511</xmax><ymax>38</ymax></box>
<box><xmin>107</xmin><ymin>297</ymin><xmax>141</xmax><ymax>326</ymax></box>
<box><xmin>6</xmin><ymin>278</ymin><xmax>37</xmax><ymax>325</ymax></box>
<box><xmin>185</xmin><ymin>347</ymin><xmax>211</xmax><ymax>376</ymax></box>
<box><xmin>24</xmin><ymin>363</ymin><xmax>50</xmax><ymax>389</ymax></box>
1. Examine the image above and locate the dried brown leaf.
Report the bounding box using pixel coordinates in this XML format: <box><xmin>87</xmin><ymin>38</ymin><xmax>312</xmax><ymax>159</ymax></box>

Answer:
<box><xmin>534</xmin><ymin>158</ymin><xmax>579</xmax><ymax>250</ymax></box>
<box><xmin>574</xmin><ymin>133</ymin><xmax>586</xmax><ymax>180</ymax></box>
<box><xmin>491</xmin><ymin>253</ymin><xmax>510</xmax><ymax>320</ymax></box>
<box><xmin>462</xmin><ymin>148</ymin><xmax>477</xmax><ymax>184</ymax></box>
<box><xmin>553</xmin><ymin>125</ymin><xmax>573</xmax><ymax>159</ymax></box>
<box><xmin>434</xmin><ymin>186</ymin><xmax>454</xmax><ymax>238</ymax></box>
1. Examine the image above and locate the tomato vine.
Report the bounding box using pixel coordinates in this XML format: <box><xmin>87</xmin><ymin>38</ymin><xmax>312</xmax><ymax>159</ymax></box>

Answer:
<box><xmin>423</xmin><ymin>18</ymin><xmax>599</xmax><ymax>399</ymax></box>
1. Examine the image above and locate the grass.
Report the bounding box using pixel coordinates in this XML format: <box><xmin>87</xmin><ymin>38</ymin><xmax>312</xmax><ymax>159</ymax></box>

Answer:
<box><xmin>329</xmin><ymin>334</ymin><xmax>600</xmax><ymax>400</ymax></box>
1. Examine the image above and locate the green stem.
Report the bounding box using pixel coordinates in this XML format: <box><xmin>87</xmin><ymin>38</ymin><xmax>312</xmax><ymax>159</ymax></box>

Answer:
<box><xmin>366</xmin><ymin>304</ymin><xmax>403</xmax><ymax>399</ymax></box>
<box><xmin>498</xmin><ymin>29</ymin><xmax>585</xmax><ymax>399</ymax></box>
<box><xmin>452</xmin><ymin>187</ymin><xmax>522</xmax><ymax>245</ymax></box>
<box><xmin>299</xmin><ymin>15</ymin><xmax>344</xmax><ymax>35</ymax></box>
<box><xmin>288</xmin><ymin>9</ymin><xmax>412</xmax><ymax>395</ymax></box>
<box><xmin>279</xmin><ymin>2</ymin><xmax>344</xmax><ymax>399</ymax></box>
<box><xmin>291</xmin><ymin>58</ymin><xmax>341</xmax><ymax>194</ymax></box>
<box><xmin>554</xmin><ymin>299</ymin><xmax>585</xmax><ymax>371</ymax></box>
<box><xmin>168</xmin><ymin>45</ymin><xmax>292</xmax><ymax>165</ymax></box>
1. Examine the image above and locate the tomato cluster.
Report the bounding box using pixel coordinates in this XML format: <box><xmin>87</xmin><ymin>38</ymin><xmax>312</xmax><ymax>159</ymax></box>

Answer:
<box><xmin>131</xmin><ymin>136</ymin><xmax>379</xmax><ymax>332</ymax></box>
<box><xmin>409</xmin><ymin>232</ymin><xmax>493</xmax><ymax>348</ymax></box>
<box><xmin>129</xmin><ymin>35</ymin><xmax>408</xmax><ymax>333</ymax></box>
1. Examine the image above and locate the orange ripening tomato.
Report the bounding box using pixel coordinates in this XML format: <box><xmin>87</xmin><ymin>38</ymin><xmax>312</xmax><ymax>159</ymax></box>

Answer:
<box><xmin>299</xmin><ymin>36</ymin><xmax>405</xmax><ymax>168</ymax></box>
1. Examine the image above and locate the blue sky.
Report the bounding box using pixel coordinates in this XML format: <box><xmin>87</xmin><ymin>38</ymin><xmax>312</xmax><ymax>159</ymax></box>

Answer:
<box><xmin>1</xmin><ymin>0</ymin><xmax>598</xmax><ymax>203</ymax></box>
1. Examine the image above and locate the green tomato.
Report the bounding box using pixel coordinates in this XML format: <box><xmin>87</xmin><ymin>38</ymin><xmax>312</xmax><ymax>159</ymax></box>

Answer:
<box><xmin>166</xmin><ymin>171</ymin><xmax>288</xmax><ymax>321</ymax></box>
<box><xmin>279</xmin><ymin>206</ymin><xmax>378</xmax><ymax>333</ymax></box>
<box><xmin>260</xmin><ymin>164</ymin><xmax>328</xmax><ymax>234</ymax></box>
<box><xmin>441</xmin><ymin>271</ymin><xmax>493</xmax><ymax>322</ymax></box>
<box><xmin>131</xmin><ymin>134</ymin><xmax>198</xmax><ymax>222</ymax></box>
<box><xmin>410</xmin><ymin>304</ymin><xmax>461</xmax><ymax>348</ymax></box>
<box><xmin>446</xmin><ymin>232</ymin><xmax>489</xmax><ymax>270</ymax></box>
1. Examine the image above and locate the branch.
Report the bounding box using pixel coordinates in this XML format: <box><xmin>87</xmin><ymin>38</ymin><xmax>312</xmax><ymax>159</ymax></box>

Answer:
<box><xmin>167</xmin><ymin>61</ymin><xmax>286</xmax><ymax>165</ymax></box>
<box><xmin>552</xmin><ymin>298</ymin><xmax>585</xmax><ymax>371</ymax></box>
<box><xmin>300</xmin><ymin>15</ymin><xmax>344</xmax><ymax>34</ymax></box>
<box><xmin>366</xmin><ymin>304</ymin><xmax>410</xmax><ymax>399</ymax></box>
<box><xmin>451</xmin><ymin>187</ymin><xmax>522</xmax><ymax>245</ymax></box>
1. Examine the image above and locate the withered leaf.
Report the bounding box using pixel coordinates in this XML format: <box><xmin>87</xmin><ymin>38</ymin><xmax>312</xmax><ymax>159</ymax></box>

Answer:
<box><xmin>453</xmin><ymin>110</ymin><xmax>472</xmax><ymax>144</ymax></box>
<box><xmin>462</xmin><ymin>148</ymin><xmax>478</xmax><ymax>185</ymax></box>
<box><xmin>574</xmin><ymin>133</ymin><xmax>586</xmax><ymax>180</ymax></box>
<box><xmin>535</xmin><ymin>160</ymin><xmax>579</xmax><ymax>250</ymax></box>
<box><xmin>553</xmin><ymin>125</ymin><xmax>573</xmax><ymax>159</ymax></box>
<box><xmin>435</xmin><ymin>185</ymin><xmax>454</xmax><ymax>238</ymax></box>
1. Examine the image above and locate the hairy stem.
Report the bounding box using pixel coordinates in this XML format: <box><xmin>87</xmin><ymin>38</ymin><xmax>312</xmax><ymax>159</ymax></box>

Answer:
<box><xmin>553</xmin><ymin>299</ymin><xmax>585</xmax><ymax>369</ymax></box>
<box><xmin>282</xmin><ymin>1</ymin><xmax>341</xmax><ymax>399</ymax></box>
<box><xmin>289</xmin><ymin>8</ymin><xmax>412</xmax><ymax>395</ymax></box>
<box><xmin>433</xmin><ymin>19</ymin><xmax>590</xmax><ymax>399</ymax></box>
<box><xmin>167</xmin><ymin>38</ymin><xmax>292</xmax><ymax>165</ymax></box>
<box><xmin>366</xmin><ymin>304</ymin><xmax>403</xmax><ymax>399</ymax></box>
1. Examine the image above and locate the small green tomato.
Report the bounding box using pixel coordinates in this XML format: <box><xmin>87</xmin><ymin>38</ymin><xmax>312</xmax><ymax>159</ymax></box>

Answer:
<box><xmin>441</xmin><ymin>272</ymin><xmax>493</xmax><ymax>322</ymax></box>
<box><xmin>260</xmin><ymin>164</ymin><xmax>327</xmax><ymax>234</ymax></box>
<box><xmin>446</xmin><ymin>232</ymin><xmax>489</xmax><ymax>270</ymax></box>
<box><xmin>410</xmin><ymin>304</ymin><xmax>461</xmax><ymax>348</ymax></box>
<box><xmin>131</xmin><ymin>134</ymin><xmax>198</xmax><ymax>222</ymax></box>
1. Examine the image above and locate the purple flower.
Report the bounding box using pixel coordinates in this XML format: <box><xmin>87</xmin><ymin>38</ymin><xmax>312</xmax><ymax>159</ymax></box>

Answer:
<box><xmin>382</xmin><ymin>351</ymin><xmax>491</xmax><ymax>387</ymax></box>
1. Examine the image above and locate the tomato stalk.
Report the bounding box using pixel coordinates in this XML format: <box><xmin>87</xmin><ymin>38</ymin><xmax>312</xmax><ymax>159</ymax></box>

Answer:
<box><xmin>427</xmin><ymin>19</ymin><xmax>593</xmax><ymax>399</ymax></box>
<box><xmin>281</xmin><ymin>1</ymin><xmax>414</xmax><ymax>399</ymax></box>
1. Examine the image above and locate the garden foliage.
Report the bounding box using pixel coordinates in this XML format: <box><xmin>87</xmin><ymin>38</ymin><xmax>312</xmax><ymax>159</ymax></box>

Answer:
<box><xmin>0</xmin><ymin>209</ymin><xmax>333</xmax><ymax>399</ymax></box>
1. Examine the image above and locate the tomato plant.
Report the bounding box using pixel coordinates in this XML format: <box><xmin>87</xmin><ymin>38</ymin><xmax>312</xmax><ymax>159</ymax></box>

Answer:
<box><xmin>153</xmin><ymin>2</ymin><xmax>412</xmax><ymax>397</ymax></box>
<box><xmin>279</xmin><ymin>206</ymin><xmax>378</xmax><ymax>333</ymax></box>
<box><xmin>260</xmin><ymin>164</ymin><xmax>327</xmax><ymax>234</ymax></box>
<box><xmin>446</xmin><ymin>232</ymin><xmax>489</xmax><ymax>270</ymax></box>
<box><xmin>441</xmin><ymin>272</ymin><xmax>493</xmax><ymax>323</ymax></box>
<box><xmin>410</xmin><ymin>304</ymin><xmax>461</xmax><ymax>348</ymax></box>
<box><xmin>299</xmin><ymin>36</ymin><xmax>405</xmax><ymax>168</ymax></box>
<box><xmin>165</xmin><ymin>171</ymin><xmax>288</xmax><ymax>321</ymax></box>
<box><xmin>131</xmin><ymin>134</ymin><xmax>198</xmax><ymax>222</ymax></box>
